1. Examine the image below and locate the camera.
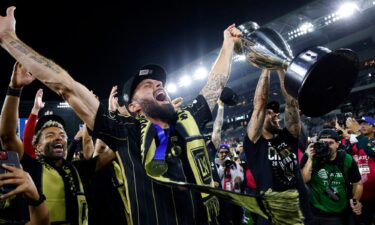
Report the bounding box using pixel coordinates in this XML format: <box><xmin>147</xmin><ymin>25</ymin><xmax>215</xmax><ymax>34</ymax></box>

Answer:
<box><xmin>325</xmin><ymin>187</ymin><xmax>339</xmax><ymax>201</ymax></box>
<box><xmin>313</xmin><ymin>141</ymin><xmax>330</xmax><ymax>160</ymax></box>
<box><xmin>224</xmin><ymin>156</ymin><xmax>235</xmax><ymax>168</ymax></box>
<box><xmin>0</xmin><ymin>151</ymin><xmax>22</xmax><ymax>194</ymax></box>
<box><xmin>336</xmin><ymin>112</ymin><xmax>353</xmax><ymax>127</ymax></box>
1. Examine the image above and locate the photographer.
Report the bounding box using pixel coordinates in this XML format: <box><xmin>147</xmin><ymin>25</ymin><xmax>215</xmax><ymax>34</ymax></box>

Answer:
<box><xmin>301</xmin><ymin>129</ymin><xmax>363</xmax><ymax>225</ymax></box>
<box><xmin>216</xmin><ymin>144</ymin><xmax>243</xmax><ymax>192</ymax></box>
<box><xmin>216</xmin><ymin>144</ymin><xmax>243</xmax><ymax>225</ymax></box>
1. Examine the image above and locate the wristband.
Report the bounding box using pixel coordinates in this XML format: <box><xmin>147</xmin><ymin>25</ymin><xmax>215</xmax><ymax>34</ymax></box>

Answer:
<box><xmin>26</xmin><ymin>193</ymin><xmax>46</xmax><ymax>206</ymax></box>
<box><xmin>6</xmin><ymin>86</ymin><xmax>22</xmax><ymax>97</ymax></box>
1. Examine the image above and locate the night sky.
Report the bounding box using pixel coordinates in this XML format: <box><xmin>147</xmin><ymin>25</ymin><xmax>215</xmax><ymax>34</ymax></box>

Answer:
<box><xmin>0</xmin><ymin>0</ymin><xmax>314</xmax><ymax>101</ymax></box>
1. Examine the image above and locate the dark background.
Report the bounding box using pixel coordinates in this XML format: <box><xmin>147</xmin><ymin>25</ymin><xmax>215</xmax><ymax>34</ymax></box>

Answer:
<box><xmin>0</xmin><ymin>0</ymin><xmax>314</xmax><ymax>101</ymax></box>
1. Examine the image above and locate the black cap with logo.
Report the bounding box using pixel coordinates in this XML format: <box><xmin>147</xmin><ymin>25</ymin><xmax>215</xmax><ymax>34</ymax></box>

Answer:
<box><xmin>122</xmin><ymin>64</ymin><xmax>167</xmax><ymax>108</ymax></box>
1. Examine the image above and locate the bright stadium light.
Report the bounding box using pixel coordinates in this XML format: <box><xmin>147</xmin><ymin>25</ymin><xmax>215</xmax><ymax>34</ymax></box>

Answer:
<box><xmin>57</xmin><ymin>102</ymin><xmax>70</xmax><ymax>109</ymax></box>
<box><xmin>179</xmin><ymin>75</ymin><xmax>191</xmax><ymax>87</ymax></box>
<box><xmin>337</xmin><ymin>2</ymin><xmax>359</xmax><ymax>18</ymax></box>
<box><xmin>194</xmin><ymin>67</ymin><xmax>208</xmax><ymax>80</ymax></box>
<box><xmin>299</xmin><ymin>22</ymin><xmax>314</xmax><ymax>33</ymax></box>
<box><xmin>233</xmin><ymin>54</ymin><xmax>246</xmax><ymax>62</ymax></box>
<box><xmin>166</xmin><ymin>83</ymin><xmax>177</xmax><ymax>93</ymax></box>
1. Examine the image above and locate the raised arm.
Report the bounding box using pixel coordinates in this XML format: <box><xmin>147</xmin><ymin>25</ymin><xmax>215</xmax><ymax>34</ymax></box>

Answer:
<box><xmin>200</xmin><ymin>24</ymin><xmax>242</xmax><ymax>111</ymax></box>
<box><xmin>82</xmin><ymin>124</ymin><xmax>94</xmax><ymax>159</ymax></box>
<box><xmin>0</xmin><ymin>7</ymin><xmax>99</xmax><ymax>129</ymax></box>
<box><xmin>23</xmin><ymin>88</ymin><xmax>45</xmax><ymax>158</ymax></box>
<box><xmin>300</xmin><ymin>143</ymin><xmax>315</xmax><ymax>183</ymax></box>
<box><xmin>247</xmin><ymin>69</ymin><xmax>270</xmax><ymax>143</ymax></box>
<box><xmin>0</xmin><ymin>62</ymin><xmax>35</xmax><ymax>159</ymax></box>
<box><xmin>211</xmin><ymin>99</ymin><xmax>224</xmax><ymax>150</ymax></box>
<box><xmin>108</xmin><ymin>85</ymin><xmax>130</xmax><ymax>116</ymax></box>
<box><xmin>277</xmin><ymin>69</ymin><xmax>300</xmax><ymax>138</ymax></box>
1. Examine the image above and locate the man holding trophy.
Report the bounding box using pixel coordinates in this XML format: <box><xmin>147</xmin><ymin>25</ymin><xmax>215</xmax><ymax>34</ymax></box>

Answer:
<box><xmin>238</xmin><ymin>21</ymin><xmax>359</xmax><ymax>225</ymax></box>
<box><xmin>0</xmin><ymin>4</ymin><xmax>360</xmax><ymax>225</ymax></box>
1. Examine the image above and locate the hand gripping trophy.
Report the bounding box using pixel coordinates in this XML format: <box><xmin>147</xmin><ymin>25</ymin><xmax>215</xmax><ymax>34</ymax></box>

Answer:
<box><xmin>235</xmin><ymin>21</ymin><xmax>359</xmax><ymax>117</ymax></box>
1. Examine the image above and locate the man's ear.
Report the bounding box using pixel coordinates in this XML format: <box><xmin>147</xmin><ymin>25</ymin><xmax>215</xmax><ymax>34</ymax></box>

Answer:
<box><xmin>128</xmin><ymin>101</ymin><xmax>141</xmax><ymax>114</ymax></box>
<box><xmin>35</xmin><ymin>143</ymin><xmax>43</xmax><ymax>154</ymax></box>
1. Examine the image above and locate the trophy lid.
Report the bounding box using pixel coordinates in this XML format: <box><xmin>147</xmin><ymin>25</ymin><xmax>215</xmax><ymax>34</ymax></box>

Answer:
<box><xmin>285</xmin><ymin>47</ymin><xmax>359</xmax><ymax>117</ymax></box>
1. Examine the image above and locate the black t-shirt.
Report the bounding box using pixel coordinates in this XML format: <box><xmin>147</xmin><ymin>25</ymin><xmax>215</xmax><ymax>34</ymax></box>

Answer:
<box><xmin>93</xmin><ymin>95</ymin><xmax>213</xmax><ymax>225</ymax></box>
<box><xmin>244</xmin><ymin>128</ymin><xmax>299</xmax><ymax>191</ymax></box>
<box><xmin>244</xmin><ymin>128</ymin><xmax>313</xmax><ymax>224</ymax></box>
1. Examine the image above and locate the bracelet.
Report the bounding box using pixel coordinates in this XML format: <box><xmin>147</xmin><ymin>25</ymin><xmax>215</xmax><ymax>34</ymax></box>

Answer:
<box><xmin>6</xmin><ymin>86</ymin><xmax>22</xmax><ymax>97</ymax></box>
<box><xmin>26</xmin><ymin>193</ymin><xmax>46</xmax><ymax>206</ymax></box>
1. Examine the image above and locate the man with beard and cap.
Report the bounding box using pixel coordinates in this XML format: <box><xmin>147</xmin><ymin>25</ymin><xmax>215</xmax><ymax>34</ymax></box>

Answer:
<box><xmin>243</xmin><ymin>69</ymin><xmax>312</xmax><ymax>225</ymax></box>
<box><xmin>0</xmin><ymin>7</ymin><xmax>243</xmax><ymax>225</ymax></box>
<box><xmin>0</xmin><ymin>62</ymin><xmax>110</xmax><ymax>225</ymax></box>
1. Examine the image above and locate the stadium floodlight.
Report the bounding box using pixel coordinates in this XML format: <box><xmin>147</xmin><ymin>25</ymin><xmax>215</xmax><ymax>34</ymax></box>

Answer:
<box><xmin>57</xmin><ymin>102</ymin><xmax>70</xmax><ymax>108</ymax></box>
<box><xmin>194</xmin><ymin>67</ymin><xmax>208</xmax><ymax>80</ymax></box>
<box><xmin>337</xmin><ymin>2</ymin><xmax>359</xmax><ymax>18</ymax></box>
<box><xmin>166</xmin><ymin>83</ymin><xmax>177</xmax><ymax>93</ymax></box>
<box><xmin>299</xmin><ymin>22</ymin><xmax>314</xmax><ymax>33</ymax></box>
<box><xmin>179</xmin><ymin>75</ymin><xmax>191</xmax><ymax>87</ymax></box>
<box><xmin>233</xmin><ymin>54</ymin><xmax>246</xmax><ymax>62</ymax></box>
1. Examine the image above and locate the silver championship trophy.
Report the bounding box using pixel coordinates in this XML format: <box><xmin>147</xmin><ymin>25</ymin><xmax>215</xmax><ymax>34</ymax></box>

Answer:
<box><xmin>235</xmin><ymin>21</ymin><xmax>359</xmax><ymax>117</ymax></box>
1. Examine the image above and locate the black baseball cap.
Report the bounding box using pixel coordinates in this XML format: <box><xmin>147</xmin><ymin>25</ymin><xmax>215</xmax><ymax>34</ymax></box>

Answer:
<box><xmin>266</xmin><ymin>101</ymin><xmax>280</xmax><ymax>113</ymax></box>
<box><xmin>318</xmin><ymin>129</ymin><xmax>340</xmax><ymax>141</ymax></box>
<box><xmin>220</xmin><ymin>87</ymin><xmax>239</xmax><ymax>106</ymax></box>
<box><xmin>122</xmin><ymin>64</ymin><xmax>167</xmax><ymax>108</ymax></box>
<box><xmin>33</xmin><ymin>114</ymin><xmax>66</xmax><ymax>145</ymax></box>
<box><xmin>35</xmin><ymin>114</ymin><xmax>66</xmax><ymax>135</ymax></box>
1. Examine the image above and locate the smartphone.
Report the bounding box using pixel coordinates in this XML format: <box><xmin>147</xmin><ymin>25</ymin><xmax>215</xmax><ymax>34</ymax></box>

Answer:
<box><xmin>0</xmin><ymin>151</ymin><xmax>22</xmax><ymax>194</ymax></box>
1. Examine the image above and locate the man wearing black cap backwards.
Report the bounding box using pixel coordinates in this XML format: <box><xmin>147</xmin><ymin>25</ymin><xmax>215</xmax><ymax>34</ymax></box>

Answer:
<box><xmin>301</xmin><ymin>129</ymin><xmax>363</xmax><ymax>225</ymax></box>
<box><xmin>0</xmin><ymin>7</ymin><xmax>242</xmax><ymax>225</ymax></box>
<box><xmin>244</xmin><ymin>69</ymin><xmax>312</xmax><ymax>224</ymax></box>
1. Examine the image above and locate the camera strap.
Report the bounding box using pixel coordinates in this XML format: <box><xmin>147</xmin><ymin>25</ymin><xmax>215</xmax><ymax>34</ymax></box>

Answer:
<box><xmin>325</xmin><ymin>168</ymin><xmax>337</xmax><ymax>188</ymax></box>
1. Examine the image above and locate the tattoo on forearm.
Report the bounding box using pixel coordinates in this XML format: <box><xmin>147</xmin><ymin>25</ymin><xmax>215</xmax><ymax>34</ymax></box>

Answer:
<box><xmin>247</xmin><ymin>70</ymin><xmax>269</xmax><ymax>141</ymax></box>
<box><xmin>200</xmin><ymin>73</ymin><xmax>228</xmax><ymax>111</ymax></box>
<box><xmin>285</xmin><ymin>99</ymin><xmax>301</xmax><ymax>137</ymax></box>
<box><xmin>30</xmin><ymin>55</ymin><xmax>43</xmax><ymax>64</ymax></box>
<box><xmin>9</xmin><ymin>39</ymin><xmax>62</xmax><ymax>74</ymax></box>
<box><xmin>212</xmin><ymin>106</ymin><xmax>224</xmax><ymax>143</ymax></box>
<box><xmin>10</xmin><ymin>40</ymin><xmax>30</xmax><ymax>55</ymax></box>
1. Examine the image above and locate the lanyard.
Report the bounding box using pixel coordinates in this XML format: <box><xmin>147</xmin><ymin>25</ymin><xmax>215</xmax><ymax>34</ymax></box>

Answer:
<box><xmin>153</xmin><ymin>124</ymin><xmax>174</xmax><ymax>160</ymax></box>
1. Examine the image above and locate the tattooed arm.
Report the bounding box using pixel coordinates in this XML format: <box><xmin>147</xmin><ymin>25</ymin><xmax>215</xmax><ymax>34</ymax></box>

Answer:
<box><xmin>0</xmin><ymin>7</ymin><xmax>99</xmax><ymax>130</ymax></box>
<box><xmin>247</xmin><ymin>69</ymin><xmax>270</xmax><ymax>143</ymax></box>
<box><xmin>200</xmin><ymin>24</ymin><xmax>242</xmax><ymax>111</ymax></box>
<box><xmin>211</xmin><ymin>99</ymin><xmax>224</xmax><ymax>150</ymax></box>
<box><xmin>277</xmin><ymin>70</ymin><xmax>301</xmax><ymax>138</ymax></box>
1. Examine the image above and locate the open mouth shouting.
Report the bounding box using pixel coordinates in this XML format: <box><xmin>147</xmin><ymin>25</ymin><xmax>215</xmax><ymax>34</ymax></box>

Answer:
<box><xmin>154</xmin><ymin>89</ymin><xmax>170</xmax><ymax>104</ymax></box>
<box><xmin>51</xmin><ymin>142</ymin><xmax>64</xmax><ymax>154</ymax></box>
